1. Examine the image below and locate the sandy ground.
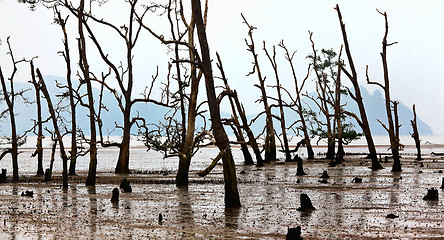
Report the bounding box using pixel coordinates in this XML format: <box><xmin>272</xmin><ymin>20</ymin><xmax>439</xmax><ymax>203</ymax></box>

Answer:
<box><xmin>1</xmin><ymin>155</ymin><xmax>444</xmax><ymax>239</ymax></box>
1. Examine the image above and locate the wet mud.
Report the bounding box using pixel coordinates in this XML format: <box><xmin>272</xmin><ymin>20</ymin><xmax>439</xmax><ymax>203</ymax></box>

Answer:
<box><xmin>1</xmin><ymin>154</ymin><xmax>444</xmax><ymax>239</ymax></box>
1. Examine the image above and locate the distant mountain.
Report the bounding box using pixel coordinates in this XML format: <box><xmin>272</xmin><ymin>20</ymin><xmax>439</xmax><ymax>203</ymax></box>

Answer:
<box><xmin>346</xmin><ymin>87</ymin><xmax>432</xmax><ymax>136</ymax></box>
<box><xmin>0</xmin><ymin>77</ymin><xmax>433</xmax><ymax>138</ymax></box>
<box><xmin>0</xmin><ymin>75</ymin><xmax>168</xmax><ymax>137</ymax></box>
<box><xmin>235</xmin><ymin>86</ymin><xmax>433</xmax><ymax>136</ymax></box>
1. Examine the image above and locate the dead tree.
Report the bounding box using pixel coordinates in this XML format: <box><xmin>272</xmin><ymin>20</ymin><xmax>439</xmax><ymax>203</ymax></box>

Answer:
<box><xmin>243</xmin><ymin>14</ymin><xmax>276</xmax><ymax>163</ymax></box>
<box><xmin>192</xmin><ymin>0</ymin><xmax>241</xmax><ymax>207</ymax></box>
<box><xmin>307</xmin><ymin>34</ymin><xmax>337</xmax><ymax>160</ymax></box>
<box><xmin>216</xmin><ymin>53</ymin><xmax>257</xmax><ymax>165</ymax></box>
<box><xmin>367</xmin><ymin>9</ymin><xmax>401</xmax><ymax>172</ymax></box>
<box><xmin>55</xmin><ymin>9</ymin><xmax>79</xmax><ymax>176</ymax></box>
<box><xmin>29</xmin><ymin>63</ymin><xmax>44</xmax><ymax>176</ymax></box>
<box><xmin>136</xmin><ymin>0</ymin><xmax>208</xmax><ymax>186</ymax></box>
<box><xmin>410</xmin><ymin>104</ymin><xmax>422</xmax><ymax>160</ymax></box>
<box><xmin>279</xmin><ymin>41</ymin><xmax>315</xmax><ymax>159</ymax></box>
<box><xmin>0</xmin><ymin>37</ymin><xmax>30</xmax><ymax>181</ymax></box>
<box><xmin>173</xmin><ymin>0</ymin><xmax>205</xmax><ymax>186</ymax></box>
<box><xmin>334</xmin><ymin>46</ymin><xmax>345</xmax><ymax>164</ymax></box>
<box><xmin>263</xmin><ymin>43</ymin><xmax>292</xmax><ymax>162</ymax></box>
<box><xmin>65</xmin><ymin>0</ymin><xmax>169</xmax><ymax>175</ymax></box>
<box><xmin>335</xmin><ymin>4</ymin><xmax>383</xmax><ymax>170</ymax></box>
<box><xmin>35</xmin><ymin>66</ymin><xmax>70</xmax><ymax>189</ymax></box>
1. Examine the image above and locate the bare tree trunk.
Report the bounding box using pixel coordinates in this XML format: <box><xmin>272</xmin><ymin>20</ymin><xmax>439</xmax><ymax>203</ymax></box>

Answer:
<box><xmin>30</xmin><ymin>66</ymin><xmax>44</xmax><ymax>176</ymax></box>
<box><xmin>335</xmin><ymin>50</ymin><xmax>345</xmax><ymax>164</ymax></box>
<box><xmin>232</xmin><ymin>90</ymin><xmax>264</xmax><ymax>167</ymax></box>
<box><xmin>76</xmin><ymin>0</ymin><xmax>98</xmax><ymax>185</ymax></box>
<box><xmin>216</xmin><ymin>53</ymin><xmax>254</xmax><ymax>165</ymax></box>
<box><xmin>264</xmin><ymin>44</ymin><xmax>291</xmax><ymax>162</ymax></box>
<box><xmin>174</xmin><ymin>1</ymin><xmax>204</xmax><ymax>186</ymax></box>
<box><xmin>242</xmin><ymin>15</ymin><xmax>276</xmax><ymax>163</ymax></box>
<box><xmin>0</xmin><ymin>67</ymin><xmax>19</xmax><ymax>181</ymax></box>
<box><xmin>36</xmin><ymin>67</ymin><xmax>69</xmax><ymax>189</ymax></box>
<box><xmin>335</xmin><ymin>4</ymin><xmax>382</xmax><ymax>170</ymax></box>
<box><xmin>191</xmin><ymin>0</ymin><xmax>241</xmax><ymax>207</ymax></box>
<box><xmin>367</xmin><ymin>10</ymin><xmax>401</xmax><ymax>172</ymax></box>
<box><xmin>411</xmin><ymin>104</ymin><xmax>422</xmax><ymax>160</ymax></box>
<box><xmin>115</xmin><ymin>110</ymin><xmax>131</xmax><ymax>174</ymax></box>
<box><xmin>56</xmin><ymin>10</ymin><xmax>78</xmax><ymax>176</ymax></box>
<box><xmin>279</xmin><ymin>42</ymin><xmax>315</xmax><ymax>160</ymax></box>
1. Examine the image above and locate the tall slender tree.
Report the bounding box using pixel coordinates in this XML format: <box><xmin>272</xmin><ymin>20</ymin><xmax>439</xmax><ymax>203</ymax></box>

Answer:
<box><xmin>279</xmin><ymin>41</ymin><xmax>315</xmax><ymax>159</ymax></box>
<box><xmin>0</xmin><ymin>37</ymin><xmax>30</xmax><ymax>181</ymax></box>
<box><xmin>242</xmin><ymin>15</ymin><xmax>276</xmax><ymax>163</ymax></box>
<box><xmin>35</xmin><ymin>66</ymin><xmax>70</xmax><ymax>189</ymax></box>
<box><xmin>263</xmin><ymin>43</ymin><xmax>292</xmax><ymax>162</ymax></box>
<box><xmin>191</xmin><ymin>0</ymin><xmax>241</xmax><ymax>207</ymax></box>
<box><xmin>366</xmin><ymin>9</ymin><xmax>401</xmax><ymax>172</ymax></box>
<box><xmin>335</xmin><ymin>4</ymin><xmax>383</xmax><ymax>170</ymax></box>
<box><xmin>410</xmin><ymin>104</ymin><xmax>422</xmax><ymax>161</ymax></box>
<box><xmin>55</xmin><ymin>8</ymin><xmax>79</xmax><ymax>176</ymax></box>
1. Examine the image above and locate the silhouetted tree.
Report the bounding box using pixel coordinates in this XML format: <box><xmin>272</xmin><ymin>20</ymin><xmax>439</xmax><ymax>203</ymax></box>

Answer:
<box><xmin>55</xmin><ymin>8</ymin><xmax>80</xmax><ymax>176</ymax></box>
<box><xmin>243</xmin><ymin>14</ymin><xmax>276</xmax><ymax>163</ymax></box>
<box><xmin>136</xmin><ymin>0</ymin><xmax>208</xmax><ymax>186</ymax></box>
<box><xmin>192</xmin><ymin>0</ymin><xmax>241</xmax><ymax>207</ymax></box>
<box><xmin>410</xmin><ymin>104</ymin><xmax>422</xmax><ymax>160</ymax></box>
<box><xmin>35</xmin><ymin>66</ymin><xmax>69</xmax><ymax>188</ymax></box>
<box><xmin>306</xmin><ymin>34</ymin><xmax>337</xmax><ymax>160</ymax></box>
<box><xmin>29</xmin><ymin>62</ymin><xmax>44</xmax><ymax>176</ymax></box>
<box><xmin>65</xmin><ymin>0</ymin><xmax>169</xmax><ymax>175</ymax></box>
<box><xmin>0</xmin><ymin>37</ymin><xmax>30</xmax><ymax>181</ymax></box>
<box><xmin>279</xmin><ymin>41</ymin><xmax>315</xmax><ymax>159</ymax></box>
<box><xmin>216</xmin><ymin>53</ymin><xmax>257</xmax><ymax>165</ymax></box>
<box><xmin>263</xmin><ymin>43</ymin><xmax>292</xmax><ymax>162</ymax></box>
<box><xmin>367</xmin><ymin>9</ymin><xmax>401</xmax><ymax>172</ymax></box>
<box><xmin>335</xmin><ymin>4</ymin><xmax>383</xmax><ymax>170</ymax></box>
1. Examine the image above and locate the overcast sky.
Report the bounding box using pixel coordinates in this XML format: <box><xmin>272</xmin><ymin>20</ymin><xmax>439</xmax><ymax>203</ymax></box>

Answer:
<box><xmin>1</xmin><ymin>0</ymin><xmax>443</xmax><ymax>135</ymax></box>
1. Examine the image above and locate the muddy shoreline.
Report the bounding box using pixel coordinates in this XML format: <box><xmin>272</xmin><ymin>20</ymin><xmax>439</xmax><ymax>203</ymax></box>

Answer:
<box><xmin>1</xmin><ymin>155</ymin><xmax>444</xmax><ymax>239</ymax></box>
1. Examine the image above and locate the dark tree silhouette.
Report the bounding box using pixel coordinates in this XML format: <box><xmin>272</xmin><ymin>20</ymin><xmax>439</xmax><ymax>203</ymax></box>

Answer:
<box><xmin>279</xmin><ymin>41</ymin><xmax>315</xmax><ymax>159</ymax></box>
<box><xmin>410</xmin><ymin>104</ymin><xmax>422</xmax><ymax>160</ymax></box>
<box><xmin>192</xmin><ymin>0</ymin><xmax>241</xmax><ymax>207</ymax></box>
<box><xmin>136</xmin><ymin>0</ymin><xmax>207</xmax><ymax>186</ymax></box>
<box><xmin>35</xmin><ymin>66</ymin><xmax>70</xmax><ymax>189</ymax></box>
<box><xmin>335</xmin><ymin>4</ymin><xmax>383</xmax><ymax>170</ymax></box>
<box><xmin>367</xmin><ymin>9</ymin><xmax>401</xmax><ymax>172</ymax></box>
<box><xmin>29</xmin><ymin>62</ymin><xmax>44</xmax><ymax>176</ymax></box>
<box><xmin>243</xmin><ymin>14</ymin><xmax>276</xmax><ymax>163</ymax></box>
<box><xmin>0</xmin><ymin>37</ymin><xmax>30</xmax><ymax>181</ymax></box>
<box><xmin>55</xmin><ymin>9</ymin><xmax>79</xmax><ymax>176</ymax></box>
<box><xmin>216</xmin><ymin>53</ymin><xmax>257</xmax><ymax>166</ymax></box>
<box><xmin>263</xmin><ymin>43</ymin><xmax>292</xmax><ymax>162</ymax></box>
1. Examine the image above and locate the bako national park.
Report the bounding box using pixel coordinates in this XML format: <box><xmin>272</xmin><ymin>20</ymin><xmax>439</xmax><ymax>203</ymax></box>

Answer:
<box><xmin>1</xmin><ymin>1</ymin><xmax>444</xmax><ymax>239</ymax></box>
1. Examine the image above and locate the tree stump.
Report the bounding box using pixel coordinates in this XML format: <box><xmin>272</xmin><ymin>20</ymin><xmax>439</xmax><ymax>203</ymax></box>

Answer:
<box><xmin>352</xmin><ymin>177</ymin><xmax>363</xmax><ymax>183</ymax></box>
<box><xmin>286</xmin><ymin>226</ymin><xmax>302</xmax><ymax>240</ymax></box>
<box><xmin>320</xmin><ymin>170</ymin><xmax>329</xmax><ymax>179</ymax></box>
<box><xmin>297</xmin><ymin>194</ymin><xmax>316</xmax><ymax>212</ymax></box>
<box><xmin>44</xmin><ymin>168</ymin><xmax>51</xmax><ymax>182</ymax></box>
<box><xmin>120</xmin><ymin>178</ymin><xmax>132</xmax><ymax>193</ymax></box>
<box><xmin>0</xmin><ymin>169</ymin><xmax>6</xmax><ymax>183</ymax></box>
<box><xmin>111</xmin><ymin>188</ymin><xmax>119</xmax><ymax>202</ymax></box>
<box><xmin>295</xmin><ymin>155</ymin><xmax>306</xmax><ymax>176</ymax></box>
<box><xmin>423</xmin><ymin>188</ymin><xmax>439</xmax><ymax>201</ymax></box>
<box><xmin>21</xmin><ymin>190</ymin><xmax>33</xmax><ymax>197</ymax></box>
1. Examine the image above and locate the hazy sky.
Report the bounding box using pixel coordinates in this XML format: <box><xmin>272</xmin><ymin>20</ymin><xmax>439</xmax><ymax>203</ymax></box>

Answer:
<box><xmin>1</xmin><ymin>1</ymin><xmax>443</xmax><ymax>134</ymax></box>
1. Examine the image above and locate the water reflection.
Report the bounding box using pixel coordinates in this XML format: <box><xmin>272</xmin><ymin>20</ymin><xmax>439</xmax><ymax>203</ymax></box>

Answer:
<box><xmin>299</xmin><ymin>210</ymin><xmax>313</xmax><ymax>224</ymax></box>
<box><xmin>87</xmin><ymin>185</ymin><xmax>97</xmax><ymax>238</ymax></box>
<box><xmin>224</xmin><ymin>207</ymin><xmax>240</xmax><ymax>229</ymax></box>
<box><xmin>176</xmin><ymin>186</ymin><xmax>195</xmax><ymax>238</ymax></box>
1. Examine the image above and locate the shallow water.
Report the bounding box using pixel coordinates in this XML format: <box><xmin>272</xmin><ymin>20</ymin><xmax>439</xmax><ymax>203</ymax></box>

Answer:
<box><xmin>1</xmin><ymin>142</ymin><xmax>444</xmax><ymax>238</ymax></box>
